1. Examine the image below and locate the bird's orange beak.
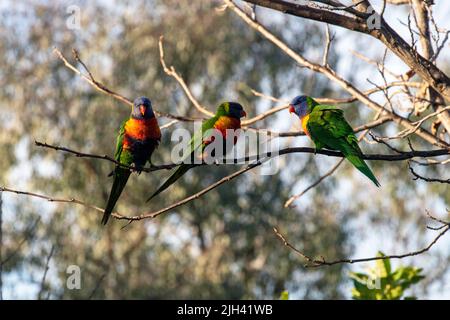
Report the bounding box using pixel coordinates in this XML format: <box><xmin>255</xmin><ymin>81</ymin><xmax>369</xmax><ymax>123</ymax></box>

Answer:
<box><xmin>289</xmin><ymin>105</ymin><xmax>295</xmax><ymax>114</ymax></box>
<box><xmin>140</xmin><ymin>105</ymin><xmax>146</xmax><ymax>116</ymax></box>
<box><xmin>241</xmin><ymin>110</ymin><xmax>247</xmax><ymax>117</ymax></box>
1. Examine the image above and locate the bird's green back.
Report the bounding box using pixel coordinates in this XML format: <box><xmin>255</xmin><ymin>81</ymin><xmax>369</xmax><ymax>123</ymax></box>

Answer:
<box><xmin>307</xmin><ymin>105</ymin><xmax>360</xmax><ymax>153</ymax></box>
<box><xmin>182</xmin><ymin>115</ymin><xmax>220</xmax><ymax>164</ymax></box>
<box><xmin>306</xmin><ymin>104</ymin><xmax>380</xmax><ymax>186</ymax></box>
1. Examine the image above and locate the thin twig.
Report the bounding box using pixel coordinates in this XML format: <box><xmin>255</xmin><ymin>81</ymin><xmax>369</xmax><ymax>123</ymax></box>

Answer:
<box><xmin>3</xmin><ymin>139</ymin><xmax>450</xmax><ymax>223</ymax></box>
<box><xmin>250</xmin><ymin>81</ymin><xmax>422</xmax><ymax>105</ymax></box>
<box><xmin>54</xmin><ymin>47</ymin><xmax>133</xmax><ymax>107</ymax></box>
<box><xmin>253</xmin><ymin>115</ymin><xmax>392</xmax><ymax>137</ymax></box>
<box><xmin>34</xmin><ymin>140</ymin><xmax>177</xmax><ymax>173</ymax></box>
<box><xmin>37</xmin><ymin>245</ymin><xmax>55</xmax><ymax>300</ymax></box>
<box><xmin>284</xmin><ymin>159</ymin><xmax>345</xmax><ymax>208</ymax></box>
<box><xmin>285</xmin><ymin>111</ymin><xmax>382</xmax><ymax>207</ymax></box>
<box><xmin>0</xmin><ymin>217</ymin><xmax>41</xmax><ymax>266</ymax></box>
<box><xmin>158</xmin><ymin>36</ymin><xmax>214</xmax><ymax>117</ymax></box>
<box><xmin>274</xmin><ymin>212</ymin><xmax>450</xmax><ymax>267</ymax></box>
<box><xmin>0</xmin><ymin>187</ymin><xmax>112</xmax><ymax>220</ymax></box>
<box><xmin>54</xmin><ymin>47</ymin><xmax>198</xmax><ymax>123</ymax></box>
<box><xmin>225</xmin><ymin>0</ymin><xmax>450</xmax><ymax>149</ymax></box>
<box><xmin>87</xmin><ymin>273</ymin><xmax>107</xmax><ymax>300</ymax></box>
<box><xmin>409</xmin><ymin>162</ymin><xmax>450</xmax><ymax>184</ymax></box>
<box><xmin>322</xmin><ymin>24</ymin><xmax>334</xmax><ymax>66</ymax></box>
<box><xmin>242</xmin><ymin>104</ymin><xmax>289</xmax><ymax>126</ymax></box>
<box><xmin>114</xmin><ymin>160</ymin><xmax>265</xmax><ymax>221</ymax></box>
<box><xmin>376</xmin><ymin>106</ymin><xmax>450</xmax><ymax>141</ymax></box>
<box><xmin>35</xmin><ymin>140</ymin><xmax>450</xmax><ymax>171</ymax></box>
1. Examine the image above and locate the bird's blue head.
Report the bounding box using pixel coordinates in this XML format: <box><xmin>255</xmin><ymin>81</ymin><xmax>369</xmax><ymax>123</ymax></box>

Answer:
<box><xmin>132</xmin><ymin>96</ymin><xmax>155</xmax><ymax>119</ymax></box>
<box><xmin>228</xmin><ymin>102</ymin><xmax>247</xmax><ymax>119</ymax></box>
<box><xmin>288</xmin><ymin>95</ymin><xmax>317</xmax><ymax>118</ymax></box>
<box><xmin>217</xmin><ymin>102</ymin><xmax>247</xmax><ymax>119</ymax></box>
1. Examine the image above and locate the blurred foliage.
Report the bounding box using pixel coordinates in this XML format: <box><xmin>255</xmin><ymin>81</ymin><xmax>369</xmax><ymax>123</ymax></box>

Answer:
<box><xmin>350</xmin><ymin>252</ymin><xmax>425</xmax><ymax>300</ymax></box>
<box><xmin>0</xmin><ymin>0</ymin><xmax>448</xmax><ymax>300</ymax></box>
<box><xmin>0</xmin><ymin>0</ymin><xmax>348</xmax><ymax>299</ymax></box>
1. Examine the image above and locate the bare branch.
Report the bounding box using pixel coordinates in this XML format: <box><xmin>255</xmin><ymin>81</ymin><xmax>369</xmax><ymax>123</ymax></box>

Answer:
<box><xmin>34</xmin><ymin>140</ymin><xmax>178</xmax><ymax>173</ymax></box>
<box><xmin>240</xmin><ymin>0</ymin><xmax>450</xmax><ymax>101</ymax></box>
<box><xmin>242</xmin><ymin>104</ymin><xmax>289</xmax><ymax>126</ymax></box>
<box><xmin>322</xmin><ymin>24</ymin><xmax>334</xmax><ymax>66</ymax></box>
<box><xmin>158</xmin><ymin>36</ymin><xmax>214</xmax><ymax>117</ymax></box>
<box><xmin>411</xmin><ymin>0</ymin><xmax>450</xmax><ymax>135</ymax></box>
<box><xmin>34</xmin><ymin>139</ymin><xmax>450</xmax><ymax>172</ymax></box>
<box><xmin>113</xmin><ymin>160</ymin><xmax>264</xmax><ymax>221</ymax></box>
<box><xmin>251</xmin><ymin>81</ymin><xmax>422</xmax><ymax>105</ymax></box>
<box><xmin>376</xmin><ymin>105</ymin><xmax>450</xmax><ymax>140</ymax></box>
<box><xmin>270</xmin><ymin>115</ymin><xmax>393</xmax><ymax>137</ymax></box>
<box><xmin>54</xmin><ymin>47</ymin><xmax>133</xmax><ymax>107</ymax></box>
<box><xmin>386</xmin><ymin>0</ymin><xmax>410</xmax><ymax>4</ymax></box>
<box><xmin>274</xmin><ymin>212</ymin><xmax>450</xmax><ymax>267</ymax></box>
<box><xmin>0</xmin><ymin>217</ymin><xmax>41</xmax><ymax>266</ymax></box>
<box><xmin>225</xmin><ymin>0</ymin><xmax>450</xmax><ymax>149</ymax></box>
<box><xmin>37</xmin><ymin>245</ymin><xmax>54</xmax><ymax>300</ymax></box>
<box><xmin>87</xmin><ymin>273</ymin><xmax>107</xmax><ymax>300</ymax></box>
<box><xmin>409</xmin><ymin>162</ymin><xmax>450</xmax><ymax>184</ymax></box>
<box><xmin>0</xmin><ymin>186</ymin><xmax>111</xmax><ymax>219</ymax></box>
<box><xmin>285</xmin><ymin>111</ymin><xmax>383</xmax><ymax>207</ymax></box>
<box><xmin>284</xmin><ymin>158</ymin><xmax>345</xmax><ymax>208</ymax></box>
<box><xmin>54</xmin><ymin>47</ymin><xmax>195</xmax><ymax>123</ymax></box>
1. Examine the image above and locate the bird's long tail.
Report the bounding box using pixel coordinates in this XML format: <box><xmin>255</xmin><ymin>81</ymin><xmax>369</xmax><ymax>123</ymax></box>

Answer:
<box><xmin>102</xmin><ymin>168</ymin><xmax>131</xmax><ymax>225</ymax></box>
<box><xmin>345</xmin><ymin>153</ymin><xmax>380</xmax><ymax>187</ymax></box>
<box><xmin>146</xmin><ymin>164</ymin><xmax>194</xmax><ymax>202</ymax></box>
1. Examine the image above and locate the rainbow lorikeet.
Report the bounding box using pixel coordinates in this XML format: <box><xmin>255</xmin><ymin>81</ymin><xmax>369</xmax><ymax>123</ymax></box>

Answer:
<box><xmin>289</xmin><ymin>95</ymin><xmax>380</xmax><ymax>187</ymax></box>
<box><xmin>102</xmin><ymin>96</ymin><xmax>161</xmax><ymax>225</ymax></box>
<box><xmin>146</xmin><ymin>102</ymin><xmax>246</xmax><ymax>202</ymax></box>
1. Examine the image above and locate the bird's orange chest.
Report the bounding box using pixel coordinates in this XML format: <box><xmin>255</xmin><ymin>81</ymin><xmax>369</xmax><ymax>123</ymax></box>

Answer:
<box><xmin>124</xmin><ymin>118</ymin><xmax>161</xmax><ymax>141</ymax></box>
<box><xmin>300</xmin><ymin>114</ymin><xmax>310</xmax><ymax>137</ymax></box>
<box><xmin>203</xmin><ymin>116</ymin><xmax>241</xmax><ymax>145</ymax></box>
<box><xmin>214</xmin><ymin>116</ymin><xmax>241</xmax><ymax>134</ymax></box>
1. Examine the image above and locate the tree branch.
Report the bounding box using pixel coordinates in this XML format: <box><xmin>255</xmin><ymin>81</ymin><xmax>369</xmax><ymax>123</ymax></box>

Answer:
<box><xmin>114</xmin><ymin>160</ymin><xmax>264</xmax><ymax>222</ymax></box>
<box><xmin>285</xmin><ymin>111</ymin><xmax>382</xmax><ymax>207</ymax></box>
<box><xmin>34</xmin><ymin>140</ymin><xmax>178</xmax><ymax>173</ymax></box>
<box><xmin>409</xmin><ymin>162</ymin><xmax>450</xmax><ymax>184</ymax></box>
<box><xmin>54</xmin><ymin>47</ymin><xmax>200</xmax><ymax>123</ymax></box>
<box><xmin>34</xmin><ymin>139</ymin><xmax>450</xmax><ymax>172</ymax></box>
<box><xmin>273</xmin><ymin>212</ymin><xmax>450</xmax><ymax>267</ymax></box>
<box><xmin>241</xmin><ymin>0</ymin><xmax>450</xmax><ymax>101</ymax></box>
<box><xmin>0</xmin><ymin>217</ymin><xmax>41</xmax><ymax>267</ymax></box>
<box><xmin>54</xmin><ymin>48</ymin><xmax>133</xmax><ymax>107</ymax></box>
<box><xmin>3</xmin><ymin>140</ymin><xmax>449</xmax><ymax>223</ymax></box>
<box><xmin>158</xmin><ymin>36</ymin><xmax>215</xmax><ymax>117</ymax></box>
<box><xmin>225</xmin><ymin>0</ymin><xmax>450</xmax><ymax>149</ymax></box>
<box><xmin>37</xmin><ymin>245</ymin><xmax>54</xmax><ymax>300</ymax></box>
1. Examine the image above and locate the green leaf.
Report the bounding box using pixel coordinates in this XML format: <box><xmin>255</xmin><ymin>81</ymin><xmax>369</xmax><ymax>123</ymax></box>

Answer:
<box><xmin>375</xmin><ymin>251</ymin><xmax>391</xmax><ymax>277</ymax></box>
<box><xmin>349</xmin><ymin>254</ymin><xmax>425</xmax><ymax>300</ymax></box>
<box><xmin>280</xmin><ymin>291</ymin><xmax>289</xmax><ymax>300</ymax></box>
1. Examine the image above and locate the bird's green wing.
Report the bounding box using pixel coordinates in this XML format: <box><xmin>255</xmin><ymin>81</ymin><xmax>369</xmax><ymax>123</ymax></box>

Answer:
<box><xmin>146</xmin><ymin>115</ymin><xmax>219</xmax><ymax>202</ymax></box>
<box><xmin>307</xmin><ymin>106</ymin><xmax>357</xmax><ymax>150</ymax></box>
<box><xmin>307</xmin><ymin>106</ymin><xmax>380</xmax><ymax>187</ymax></box>
<box><xmin>184</xmin><ymin>116</ymin><xmax>219</xmax><ymax>162</ymax></box>
<box><xmin>114</xmin><ymin>121</ymin><xmax>127</xmax><ymax>162</ymax></box>
<box><xmin>102</xmin><ymin>121</ymin><xmax>131</xmax><ymax>225</ymax></box>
